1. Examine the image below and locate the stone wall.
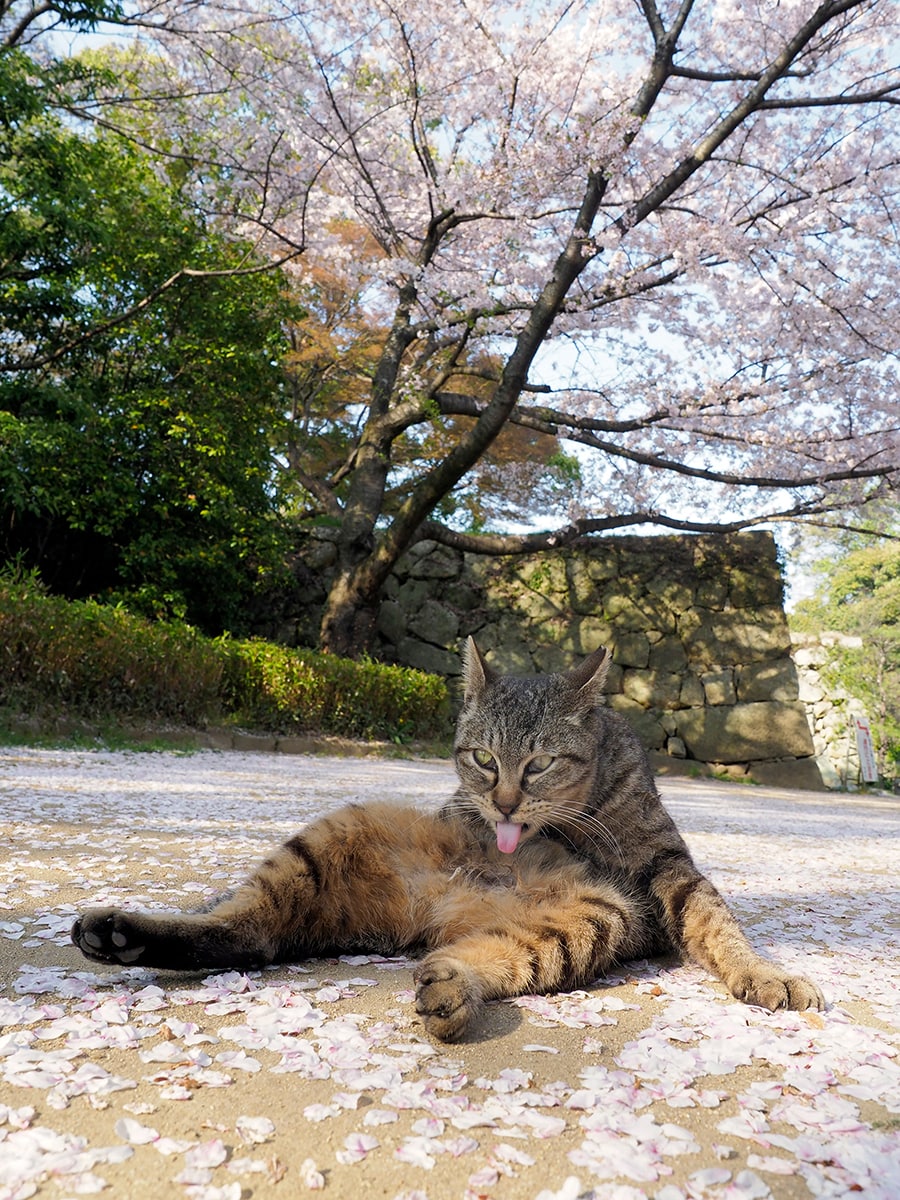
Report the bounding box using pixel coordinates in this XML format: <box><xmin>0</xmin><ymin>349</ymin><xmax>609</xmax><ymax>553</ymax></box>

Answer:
<box><xmin>792</xmin><ymin>632</ymin><xmax>868</xmax><ymax>789</ymax></box>
<box><xmin>271</xmin><ymin>529</ymin><xmax>823</xmax><ymax>788</ymax></box>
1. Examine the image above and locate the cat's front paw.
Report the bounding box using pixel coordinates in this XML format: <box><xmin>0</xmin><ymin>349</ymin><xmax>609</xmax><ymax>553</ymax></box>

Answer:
<box><xmin>414</xmin><ymin>955</ymin><xmax>483</xmax><ymax>1041</ymax></box>
<box><xmin>72</xmin><ymin>908</ymin><xmax>148</xmax><ymax>965</ymax></box>
<box><xmin>732</xmin><ymin>966</ymin><xmax>825</xmax><ymax>1013</ymax></box>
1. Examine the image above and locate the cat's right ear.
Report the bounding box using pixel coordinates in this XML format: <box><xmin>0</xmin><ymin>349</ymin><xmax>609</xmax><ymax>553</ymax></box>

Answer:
<box><xmin>568</xmin><ymin>645</ymin><xmax>610</xmax><ymax>704</ymax></box>
<box><xmin>462</xmin><ymin>637</ymin><xmax>494</xmax><ymax>705</ymax></box>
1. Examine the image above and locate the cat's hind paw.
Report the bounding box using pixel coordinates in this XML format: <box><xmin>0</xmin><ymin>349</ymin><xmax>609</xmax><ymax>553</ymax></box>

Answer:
<box><xmin>72</xmin><ymin>908</ymin><xmax>148</xmax><ymax>965</ymax></box>
<box><xmin>732</xmin><ymin>965</ymin><xmax>825</xmax><ymax>1013</ymax></box>
<box><xmin>414</xmin><ymin>955</ymin><xmax>483</xmax><ymax>1041</ymax></box>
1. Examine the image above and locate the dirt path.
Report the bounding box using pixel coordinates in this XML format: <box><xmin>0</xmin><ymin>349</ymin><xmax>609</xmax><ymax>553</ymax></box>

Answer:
<box><xmin>1</xmin><ymin>746</ymin><xmax>898</xmax><ymax>1199</ymax></box>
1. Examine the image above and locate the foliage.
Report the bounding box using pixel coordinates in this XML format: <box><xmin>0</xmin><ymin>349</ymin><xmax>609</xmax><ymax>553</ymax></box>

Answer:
<box><xmin>0</xmin><ymin>570</ymin><xmax>223</xmax><ymax>725</ymax></box>
<box><xmin>0</xmin><ymin>572</ymin><xmax>450</xmax><ymax>741</ymax></box>
<box><xmin>792</xmin><ymin>542</ymin><xmax>900</xmax><ymax>775</ymax></box>
<box><xmin>0</xmin><ymin>58</ymin><xmax>299</xmax><ymax>630</ymax></box>
<box><xmin>221</xmin><ymin>640</ymin><xmax>449</xmax><ymax>742</ymax></box>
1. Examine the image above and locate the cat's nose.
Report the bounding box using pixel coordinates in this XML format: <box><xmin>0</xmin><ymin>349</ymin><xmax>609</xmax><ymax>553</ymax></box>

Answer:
<box><xmin>493</xmin><ymin>796</ymin><xmax>520</xmax><ymax>817</ymax></box>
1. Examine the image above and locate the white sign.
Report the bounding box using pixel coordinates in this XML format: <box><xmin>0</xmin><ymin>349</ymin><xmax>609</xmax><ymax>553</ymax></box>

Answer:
<box><xmin>853</xmin><ymin>716</ymin><xmax>879</xmax><ymax>783</ymax></box>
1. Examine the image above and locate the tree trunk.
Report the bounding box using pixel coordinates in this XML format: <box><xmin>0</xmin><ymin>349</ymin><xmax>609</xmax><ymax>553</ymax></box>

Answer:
<box><xmin>318</xmin><ymin>555</ymin><xmax>387</xmax><ymax>659</ymax></box>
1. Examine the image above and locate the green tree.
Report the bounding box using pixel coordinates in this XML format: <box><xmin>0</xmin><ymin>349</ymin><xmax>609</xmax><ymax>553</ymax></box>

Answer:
<box><xmin>793</xmin><ymin>542</ymin><xmax>900</xmax><ymax>778</ymax></box>
<box><xmin>0</xmin><ymin>59</ymin><xmax>298</xmax><ymax>630</ymax></box>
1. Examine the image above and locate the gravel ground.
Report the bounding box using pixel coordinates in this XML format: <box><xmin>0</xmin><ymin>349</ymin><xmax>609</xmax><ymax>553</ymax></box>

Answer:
<box><xmin>0</xmin><ymin>745</ymin><xmax>898</xmax><ymax>1200</ymax></box>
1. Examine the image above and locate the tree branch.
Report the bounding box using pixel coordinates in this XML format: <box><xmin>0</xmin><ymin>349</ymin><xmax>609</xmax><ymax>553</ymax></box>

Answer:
<box><xmin>616</xmin><ymin>0</ymin><xmax>873</xmax><ymax>237</ymax></box>
<box><xmin>417</xmin><ymin>499</ymin><xmax>847</xmax><ymax>554</ymax></box>
<box><xmin>434</xmin><ymin>394</ymin><xmax>898</xmax><ymax>492</ymax></box>
<box><xmin>2</xmin><ymin>250</ymin><xmax>306</xmax><ymax>373</ymax></box>
<box><xmin>3</xmin><ymin>0</ymin><xmax>52</xmax><ymax>47</ymax></box>
<box><xmin>758</xmin><ymin>82</ymin><xmax>900</xmax><ymax>110</ymax></box>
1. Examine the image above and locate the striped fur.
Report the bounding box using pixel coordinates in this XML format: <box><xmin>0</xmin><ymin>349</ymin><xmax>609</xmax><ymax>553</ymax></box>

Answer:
<box><xmin>72</xmin><ymin>640</ymin><xmax>823</xmax><ymax>1040</ymax></box>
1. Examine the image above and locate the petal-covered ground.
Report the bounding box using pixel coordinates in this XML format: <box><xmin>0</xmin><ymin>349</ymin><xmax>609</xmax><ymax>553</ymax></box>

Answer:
<box><xmin>1</xmin><ymin>746</ymin><xmax>898</xmax><ymax>1200</ymax></box>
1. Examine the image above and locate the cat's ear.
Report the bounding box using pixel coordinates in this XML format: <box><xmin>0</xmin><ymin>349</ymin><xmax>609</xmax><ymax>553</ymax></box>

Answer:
<box><xmin>567</xmin><ymin>646</ymin><xmax>610</xmax><ymax>704</ymax></box>
<box><xmin>462</xmin><ymin>636</ymin><xmax>494</xmax><ymax>704</ymax></box>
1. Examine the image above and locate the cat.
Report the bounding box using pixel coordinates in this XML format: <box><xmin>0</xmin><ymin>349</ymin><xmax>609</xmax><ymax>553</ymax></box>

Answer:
<box><xmin>72</xmin><ymin>638</ymin><xmax>824</xmax><ymax>1041</ymax></box>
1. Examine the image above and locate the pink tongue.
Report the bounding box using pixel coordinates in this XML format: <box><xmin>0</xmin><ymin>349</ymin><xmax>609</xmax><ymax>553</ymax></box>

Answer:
<box><xmin>496</xmin><ymin>821</ymin><xmax>522</xmax><ymax>854</ymax></box>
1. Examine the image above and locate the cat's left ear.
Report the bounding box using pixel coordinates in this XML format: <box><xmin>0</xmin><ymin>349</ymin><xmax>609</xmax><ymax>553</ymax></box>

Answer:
<box><xmin>461</xmin><ymin>636</ymin><xmax>494</xmax><ymax>705</ymax></box>
<box><xmin>567</xmin><ymin>646</ymin><xmax>610</xmax><ymax>705</ymax></box>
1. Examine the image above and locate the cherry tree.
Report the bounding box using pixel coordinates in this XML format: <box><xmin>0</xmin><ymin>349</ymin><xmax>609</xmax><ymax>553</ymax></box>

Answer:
<box><xmin>27</xmin><ymin>0</ymin><xmax>900</xmax><ymax>654</ymax></box>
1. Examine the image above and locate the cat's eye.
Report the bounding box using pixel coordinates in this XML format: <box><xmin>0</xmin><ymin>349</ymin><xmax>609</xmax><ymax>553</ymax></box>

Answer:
<box><xmin>472</xmin><ymin>748</ymin><xmax>496</xmax><ymax>769</ymax></box>
<box><xmin>527</xmin><ymin>753</ymin><xmax>555</xmax><ymax>774</ymax></box>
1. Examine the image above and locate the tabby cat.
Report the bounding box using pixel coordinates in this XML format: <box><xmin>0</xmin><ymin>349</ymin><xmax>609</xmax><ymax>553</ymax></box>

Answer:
<box><xmin>72</xmin><ymin>639</ymin><xmax>823</xmax><ymax>1040</ymax></box>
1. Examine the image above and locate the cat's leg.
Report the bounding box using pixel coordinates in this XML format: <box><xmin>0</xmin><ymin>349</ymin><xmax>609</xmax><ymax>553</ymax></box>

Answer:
<box><xmin>414</xmin><ymin>878</ymin><xmax>646</xmax><ymax>1041</ymax></box>
<box><xmin>648</xmin><ymin>854</ymin><xmax>824</xmax><ymax>1011</ymax></box>
<box><xmin>72</xmin><ymin>804</ymin><xmax>415</xmax><ymax>971</ymax></box>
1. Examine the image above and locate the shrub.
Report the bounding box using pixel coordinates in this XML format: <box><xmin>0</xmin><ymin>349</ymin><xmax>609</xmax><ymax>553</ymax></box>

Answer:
<box><xmin>220</xmin><ymin>639</ymin><xmax>450</xmax><ymax>741</ymax></box>
<box><xmin>0</xmin><ymin>573</ymin><xmax>450</xmax><ymax>742</ymax></box>
<box><xmin>0</xmin><ymin>571</ymin><xmax>223</xmax><ymax>725</ymax></box>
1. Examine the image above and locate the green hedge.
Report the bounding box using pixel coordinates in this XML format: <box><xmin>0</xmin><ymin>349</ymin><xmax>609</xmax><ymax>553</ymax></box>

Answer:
<box><xmin>0</xmin><ymin>574</ymin><xmax>450</xmax><ymax>741</ymax></box>
<box><xmin>0</xmin><ymin>575</ymin><xmax>222</xmax><ymax>725</ymax></box>
<box><xmin>222</xmin><ymin>640</ymin><xmax>449</xmax><ymax>741</ymax></box>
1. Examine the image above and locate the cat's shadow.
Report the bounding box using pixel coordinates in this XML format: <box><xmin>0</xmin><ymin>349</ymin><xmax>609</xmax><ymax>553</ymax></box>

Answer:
<box><xmin>457</xmin><ymin>998</ymin><xmax>524</xmax><ymax>1043</ymax></box>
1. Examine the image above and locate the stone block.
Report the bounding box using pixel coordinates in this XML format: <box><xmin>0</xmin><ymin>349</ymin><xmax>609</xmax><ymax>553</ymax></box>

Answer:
<box><xmin>648</xmin><ymin>639</ymin><xmax>688</xmax><ymax>674</ymax></box>
<box><xmin>408</xmin><ymin>598</ymin><xmax>460</xmax><ymax>647</ymax></box>
<box><xmin>675</xmin><ymin>701</ymin><xmax>816</xmax><ymax>763</ymax></box>
<box><xmin>644</xmin><ymin>576</ymin><xmax>694</xmax><ymax>612</ymax></box>
<box><xmin>276</xmin><ymin>735</ymin><xmax>324</xmax><ymax>755</ymax></box>
<box><xmin>650</xmin><ymin>751</ymin><xmax>714</xmax><ymax>779</ymax></box>
<box><xmin>701</xmin><ymin>668</ymin><xmax>736</xmax><ymax>706</ymax></box>
<box><xmin>233</xmin><ymin>732</ymin><xmax>277</xmax><ymax>753</ymax></box>
<box><xmin>406</xmin><ymin>542</ymin><xmax>461</xmax><ymax>579</ymax></box>
<box><xmin>376</xmin><ymin>599</ymin><xmax>406</xmax><ymax>644</ymax></box>
<box><xmin>603</xmin><ymin>593</ymin><xmax>649</xmax><ymax>628</ymax></box>
<box><xmin>512</xmin><ymin>587</ymin><xmax>564</xmax><ymax>623</ymax></box>
<box><xmin>395</xmin><ymin>577</ymin><xmax>432</xmax><ymax>612</ymax></box>
<box><xmin>517</xmin><ymin>556</ymin><xmax>568</xmax><ymax>597</ymax></box>
<box><xmin>442</xmin><ymin>581</ymin><xmax>483</xmax><ymax>612</ymax></box>
<box><xmin>483</xmin><ymin>640</ymin><xmax>536</xmax><ymax>675</ymax></box>
<box><xmin>612</xmin><ymin>632</ymin><xmax>650</xmax><ymax>669</ymax></box>
<box><xmin>682</xmin><ymin>607</ymin><xmax>792</xmax><ymax>665</ymax></box>
<box><xmin>679</xmin><ymin>674</ymin><xmax>705</xmax><ymax>708</ymax></box>
<box><xmin>694</xmin><ymin>577</ymin><xmax>728</xmax><ymax>609</ymax></box>
<box><xmin>607</xmin><ymin>696</ymin><xmax>667</xmax><ymax>750</ymax></box>
<box><xmin>202</xmin><ymin>728</ymin><xmax>235</xmax><ymax>751</ymax></box>
<box><xmin>736</xmin><ymin>660</ymin><xmax>799</xmax><ymax>703</ymax></box>
<box><xmin>532</xmin><ymin>643</ymin><xmax>574</xmax><ymax>674</ymax></box>
<box><xmin>396</xmin><ymin>638</ymin><xmax>460</xmax><ymax>676</ymax></box>
<box><xmin>604</xmin><ymin>662</ymin><xmax>624</xmax><ymax>694</ymax></box>
<box><xmin>305</xmin><ymin>538</ymin><xmax>338</xmax><ymax>571</ymax></box>
<box><xmin>562</xmin><ymin>615</ymin><xmax>614</xmax><ymax>655</ymax></box>
<box><xmin>566</xmin><ymin>556</ymin><xmax>600</xmax><ymax>614</ymax></box>
<box><xmin>623</xmin><ymin>669</ymin><xmax>683</xmax><ymax>710</ymax></box>
<box><xmin>730</xmin><ymin>566</ymin><xmax>783</xmax><ymax>608</ymax></box>
<box><xmin>747</xmin><ymin>757</ymin><xmax>827</xmax><ymax>791</ymax></box>
<box><xmin>585</xmin><ymin>550</ymin><xmax>620</xmax><ymax>583</ymax></box>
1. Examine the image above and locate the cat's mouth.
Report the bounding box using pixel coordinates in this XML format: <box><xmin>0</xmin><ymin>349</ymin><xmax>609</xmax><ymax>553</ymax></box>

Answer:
<box><xmin>496</xmin><ymin>821</ymin><xmax>527</xmax><ymax>854</ymax></box>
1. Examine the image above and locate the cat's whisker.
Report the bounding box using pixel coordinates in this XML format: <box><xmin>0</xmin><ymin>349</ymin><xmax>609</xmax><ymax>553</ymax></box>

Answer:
<box><xmin>538</xmin><ymin>805</ymin><xmax>627</xmax><ymax>869</ymax></box>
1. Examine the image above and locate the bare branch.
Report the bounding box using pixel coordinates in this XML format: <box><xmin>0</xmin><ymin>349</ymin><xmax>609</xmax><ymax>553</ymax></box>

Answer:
<box><xmin>758</xmin><ymin>83</ymin><xmax>900</xmax><ymax>110</ymax></box>
<box><xmin>3</xmin><ymin>0</ymin><xmax>52</xmax><ymax>48</ymax></box>
<box><xmin>417</xmin><ymin>499</ymin><xmax>847</xmax><ymax>555</ymax></box>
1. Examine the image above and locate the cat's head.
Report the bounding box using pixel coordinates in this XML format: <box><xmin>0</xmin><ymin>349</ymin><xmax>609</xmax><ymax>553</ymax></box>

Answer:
<box><xmin>453</xmin><ymin>638</ymin><xmax>609</xmax><ymax>853</ymax></box>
